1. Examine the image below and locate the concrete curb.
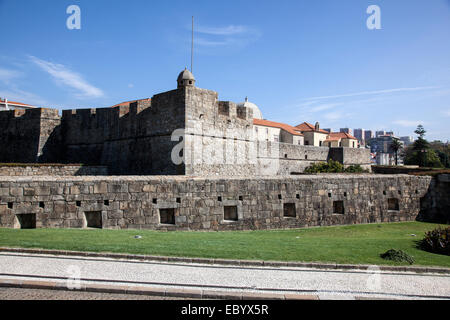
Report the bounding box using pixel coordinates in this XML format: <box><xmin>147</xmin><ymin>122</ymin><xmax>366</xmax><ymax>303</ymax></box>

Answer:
<box><xmin>0</xmin><ymin>278</ymin><xmax>319</xmax><ymax>300</ymax></box>
<box><xmin>1</xmin><ymin>247</ymin><xmax>449</xmax><ymax>275</ymax></box>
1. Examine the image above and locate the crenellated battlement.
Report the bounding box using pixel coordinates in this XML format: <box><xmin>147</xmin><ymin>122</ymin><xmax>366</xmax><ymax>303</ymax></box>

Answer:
<box><xmin>217</xmin><ymin>101</ymin><xmax>252</xmax><ymax>121</ymax></box>
<box><xmin>0</xmin><ymin>107</ymin><xmax>60</xmax><ymax>120</ymax></box>
<box><xmin>0</xmin><ymin>69</ymin><xmax>370</xmax><ymax>176</ymax></box>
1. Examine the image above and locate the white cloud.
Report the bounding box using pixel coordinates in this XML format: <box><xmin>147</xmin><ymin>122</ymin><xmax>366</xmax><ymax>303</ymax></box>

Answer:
<box><xmin>310</xmin><ymin>102</ymin><xmax>343</xmax><ymax>113</ymax></box>
<box><xmin>0</xmin><ymin>88</ymin><xmax>48</xmax><ymax>106</ymax></box>
<box><xmin>301</xmin><ymin>86</ymin><xmax>440</xmax><ymax>101</ymax></box>
<box><xmin>29</xmin><ymin>55</ymin><xmax>104</xmax><ymax>99</ymax></box>
<box><xmin>392</xmin><ymin>120</ymin><xmax>427</xmax><ymax>127</ymax></box>
<box><xmin>195</xmin><ymin>38</ymin><xmax>231</xmax><ymax>47</ymax></box>
<box><xmin>196</xmin><ymin>25</ymin><xmax>249</xmax><ymax>36</ymax></box>
<box><xmin>442</xmin><ymin>110</ymin><xmax>450</xmax><ymax>117</ymax></box>
<box><xmin>192</xmin><ymin>24</ymin><xmax>261</xmax><ymax>48</ymax></box>
<box><xmin>324</xmin><ymin>112</ymin><xmax>344</xmax><ymax>121</ymax></box>
<box><xmin>0</xmin><ymin>65</ymin><xmax>47</xmax><ymax>105</ymax></box>
<box><xmin>0</xmin><ymin>67</ymin><xmax>22</xmax><ymax>84</ymax></box>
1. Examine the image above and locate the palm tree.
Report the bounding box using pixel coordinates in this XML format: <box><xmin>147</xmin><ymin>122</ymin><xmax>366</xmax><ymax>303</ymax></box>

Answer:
<box><xmin>390</xmin><ymin>138</ymin><xmax>403</xmax><ymax>166</ymax></box>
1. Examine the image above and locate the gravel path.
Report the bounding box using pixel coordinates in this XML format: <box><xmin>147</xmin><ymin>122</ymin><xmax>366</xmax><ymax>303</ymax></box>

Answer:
<box><xmin>0</xmin><ymin>252</ymin><xmax>448</xmax><ymax>300</ymax></box>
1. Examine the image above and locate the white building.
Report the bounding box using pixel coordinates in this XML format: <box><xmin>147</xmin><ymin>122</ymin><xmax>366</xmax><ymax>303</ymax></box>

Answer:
<box><xmin>0</xmin><ymin>98</ymin><xmax>36</xmax><ymax>111</ymax></box>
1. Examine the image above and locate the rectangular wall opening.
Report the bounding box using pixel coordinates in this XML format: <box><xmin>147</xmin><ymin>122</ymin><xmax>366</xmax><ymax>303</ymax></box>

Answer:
<box><xmin>283</xmin><ymin>203</ymin><xmax>296</xmax><ymax>218</ymax></box>
<box><xmin>333</xmin><ymin>201</ymin><xmax>345</xmax><ymax>215</ymax></box>
<box><xmin>16</xmin><ymin>214</ymin><xmax>36</xmax><ymax>229</ymax></box>
<box><xmin>218</xmin><ymin>103</ymin><xmax>230</xmax><ymax>116</ymax></box>
<box><xmin>84</xmin><ymin>211</ymin><xmax>102</xmax><ymax>228</ymax></box>
<box><xmin>388</xmin><ymin>198</ymin><xmax>399</xmax><ymax>211</ymax></box>
<box><xmin>159</xmin><ymin>208</ymin><xmax>175</xmax><ymax>225</ymax></box>
<box><xmin>224</xmin><ymin>206</ymin><xmax>238</xmax><ymax>221</ymax></box>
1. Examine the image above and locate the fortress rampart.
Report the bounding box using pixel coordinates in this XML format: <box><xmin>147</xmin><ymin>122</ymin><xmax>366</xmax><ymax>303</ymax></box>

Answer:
<box><xmin>0</xmin><ymin>164</ymin><xmax>108</xmax><ymax>176</ymax></box>
<box><xmin>0</xmin><ymin>86</ymin><xmax>371</xmax><ymax>176</ymax></box>
<box><xmin>0</xmin><ymin>71</ymin><xmax>445</xmax><ymax>232</ymax></box>
<box><xmin>1</xmin><ymin>174</ymin><xmax>443</xmax><ymax>231</ymax></box>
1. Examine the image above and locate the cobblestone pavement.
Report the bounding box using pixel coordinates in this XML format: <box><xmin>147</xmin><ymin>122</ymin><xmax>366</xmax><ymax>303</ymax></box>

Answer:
<box><xmin>0</xmin><ymin>252</ymin><xmax>449</xmax><ymax>300</ymax></box>
<box><xmin>0</xmin><ymin>287</ymin><xmax>187</xmax><ymax>300</ymax></box>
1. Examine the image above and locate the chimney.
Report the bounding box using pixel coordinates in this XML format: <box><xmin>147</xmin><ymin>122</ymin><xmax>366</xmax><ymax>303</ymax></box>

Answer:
<box><xmin>315</xmin><ymin>122</ymin><xmax>320</xmax><ymax>131</ymax></box>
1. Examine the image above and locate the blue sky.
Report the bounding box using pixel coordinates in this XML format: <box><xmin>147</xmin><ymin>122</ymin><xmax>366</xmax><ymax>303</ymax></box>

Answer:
<box><xmin>1</xmin><ymin>0</ymin><xmax>449</xmax><ymax>141</ymax></box>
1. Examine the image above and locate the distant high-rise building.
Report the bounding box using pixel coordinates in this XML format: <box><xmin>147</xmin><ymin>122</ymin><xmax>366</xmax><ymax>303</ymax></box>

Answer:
<box><xmin>376</xmin><ymin>130</ymin><xmax>385</xmax><ymax>138</ymax></box>
<box><xmin>371</xmin><ymin>134</ymin><xmax>403</xmax><ymax>152</ymax></box>
<box><xmin>323</xmin><ymin>128</ymin><xmax>332</xmax><ymax>133</ymax></box>
<box><xmin>400</xmin><ymin>136</ymin><xmax>414</xmax><ymax>146</ymax></box>
<box><xmin>386</xmin><ymin>131</ymin><xmax>394</xmax><ymax>136</ymax></box>
<box><xmin>353</xmin><ymin>129</ymin><xmax>364</xmax><ymax>142</ymax></box>
<box><xmin>364</xmin><ymin>130</ymin><xmax>373</xmax><ymax>141</ymax></box>
<box><xmin>340</xmin><ymin>128</ymin><xmax>352</xmax><ymax>134</ymax></box>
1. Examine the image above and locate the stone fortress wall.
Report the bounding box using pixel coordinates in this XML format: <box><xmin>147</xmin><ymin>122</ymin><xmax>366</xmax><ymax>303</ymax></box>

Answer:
<box><xmin>417</xmin><ymin>174</ymin><xmax>450</xmax><ymax>224</ymax></box>
<box><xmin>0</xmin><ymin>84</ymin><xmax>371</xmax><ymax>176</ymax></box>
<box><xmin>61</xmin><ymin>89</ymin><xmax>185</xmax><ymax>175</ymax></box>
<box><xmin>0</xmin><ymin>164</ymin><xmax>108</xmax><ymax>176</ymax></box>
<box><xmin>0</xmin><ymin>174</ymin><xmax>436</xmax><ymax>230</ymax></box>
<box><xmin>0</xmin><ymin>108</ymin><xmax>62</xmax><ymax>164</ymax></box>
<box><xmin>0</xmin><ymin>70</ymin><xmax>446</xmax><ymax>231</ymax></box>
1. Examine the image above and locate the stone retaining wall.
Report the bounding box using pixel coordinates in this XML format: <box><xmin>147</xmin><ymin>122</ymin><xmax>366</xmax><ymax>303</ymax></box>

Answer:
<box><xmin>0</xmin><ymin>165</ymin><xmax>108</xmax><ymax>176</ymax></box>
<box><xmin>417</xmin><ymin>174</ymin><xmax>450</xmax><ymax>224</ymax></box>
<box><xmin>372</xmin><ymin>166</ymin><xmax>431</xmax><ymax>174</ymax></box>
<box><xmin>0</xmin><ymin>174</ymin><xmax>432</xmax><ymax>231</ymax></box>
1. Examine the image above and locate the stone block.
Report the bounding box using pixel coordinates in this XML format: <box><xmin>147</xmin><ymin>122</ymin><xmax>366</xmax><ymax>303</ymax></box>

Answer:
<box><xmin>10</xmin><ymin>187</ymin><xmax>23</xmax><ymax>197</ymax></box>
<box><xmin>93</xmin><ymin>182</ymin><xmax>107</xmax><ymax>194</ymax></box>
<box><xmin>70</xmin><ymin>186</ymin><xmax>80</xmax><ymax>195</ymax></box>
<box><xmin>23</xmin><ymin>188</ymin><xmax>35</xmax><ymax>196</ymax></box>
<box><xmin>36</xmin><ymin>187</ymin><xmax>51</xmax><ymax>196</ymax></box>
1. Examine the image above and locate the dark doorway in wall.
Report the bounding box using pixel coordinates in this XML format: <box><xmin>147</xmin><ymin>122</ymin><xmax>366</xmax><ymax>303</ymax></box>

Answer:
<box><xmin>283</xmin><ymin>203</ymin><xmax>296</xmax><ymax>217</ymax></box>
<box><xmin>224</xmin><ymin>206</ymin><xmax>238</xmax><ymax>221</ymax></box>
<box><xmin>159</xmin><ymin>208</ymin><xmax>175</xmax><ymax>225</ymax></box>
<box><xmin>84</xmin><ymin>211</ymin><xmax>102</xmax><ymax>228</ymax></box>
<box><xmin>388</xmin><ymin>198</ymin><xmax>399</xmax><ymax>211</ymax></box>
<box><xmin>16</xmin><ymin>214</ymin><xmax>36</xmax><ymax>229</ymax></box>
<box><xmin>333</xmin><ymin>201</ymin><xmax>345</xmax><ymax>215</ymax></box>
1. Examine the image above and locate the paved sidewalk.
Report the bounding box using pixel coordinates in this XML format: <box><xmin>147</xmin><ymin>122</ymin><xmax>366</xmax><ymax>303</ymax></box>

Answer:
<box><xmin>0</xmin><ymin>287</ymin><xmax>187</xmax><ymax>300</ymax></box>
<box><xmin>0</xmin><ymin>252</ymin><xmax>448</xmax><ymax>300</ymax></box>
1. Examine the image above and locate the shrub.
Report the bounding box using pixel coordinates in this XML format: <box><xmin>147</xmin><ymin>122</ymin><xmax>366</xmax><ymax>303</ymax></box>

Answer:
<box><xmin>419</xmin><ymin>227</ymin><xmax>450</xmax><ymax>256</ymax></box>
<box><xmin>380</xmin><ymin>249</ymin><xmax>415</xmax><ymax>264</ymax></box>
<box><xmin>344</xmin><ymin>165</ymin><xmax>368</xmax><ymax>173</ymax></box>
<box><xmin>304</xmin><ymin>160</ymin><xmax>344</xmax><ymax>173</ymax></box>
<box><xmin>304</xmin><ymin>161</ymin><xmax>368</xmax><ymax>174</ymax></box>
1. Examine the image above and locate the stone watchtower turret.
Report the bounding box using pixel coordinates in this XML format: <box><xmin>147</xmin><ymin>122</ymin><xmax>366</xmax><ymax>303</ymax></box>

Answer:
<box><xmin>177</xmin><ymin>68</ymin><xmax>196</xmax><ymax>88</ymax></box>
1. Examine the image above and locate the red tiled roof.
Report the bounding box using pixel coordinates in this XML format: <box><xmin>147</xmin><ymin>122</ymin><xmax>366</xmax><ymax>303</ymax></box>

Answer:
<box><xmin>0</xmin><ymin>98</ymin><xmax>33</xmax><ymax>107</ymax></box>
<box><xmin>253</xmin><ymin>119</ymin><xmax>303</xmax><ymax>136</ymax></box>
<box><xmin>328</xmin><ymin>132</ymin><xmax>358</xmax><ymax>140</ymax></box>
<box><xmin>324</xmin><ymin>137</ymin><xmax>340</xmax><ymax>142</ymax></box>
<box><xmin>110</xmin><ymin>98</ymin><xmax>151</xmax><ymax>108</ymax></box>
<box><xmin>295</xmin><ymin>122</ymin><xmax>329</xmax><ymax>134</ymax></box>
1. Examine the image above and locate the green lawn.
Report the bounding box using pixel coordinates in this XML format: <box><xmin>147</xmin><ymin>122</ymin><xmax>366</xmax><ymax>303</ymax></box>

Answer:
<box><xmin>0</xmin><ymin>222</ymin><xmax>449</xmax><ymax>267</ymax></box>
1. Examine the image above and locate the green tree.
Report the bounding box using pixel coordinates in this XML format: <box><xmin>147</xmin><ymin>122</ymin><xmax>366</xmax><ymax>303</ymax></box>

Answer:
<box><xmin>430</xmin><ymin>141</ymin><xmax>450</xmax><ymax>168</ymax></box>
<box><xmin>404</xmin><ymin>125</ymin><xmax>443</xmax><ymax>168</ymax></box>
<box><xmin>390</xmin><ymin>138</ymin><xmax>403</xmax><ymax>166</ymax></box>
<box><xmin>414</xmin><ymin>124</ymin><xmax>426</xmax><ymax>138</ymax></box>
<box><xmin>424</xmin><ymin>149</ymin><xmax>444</xmax><ymax>168</ymax></box>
